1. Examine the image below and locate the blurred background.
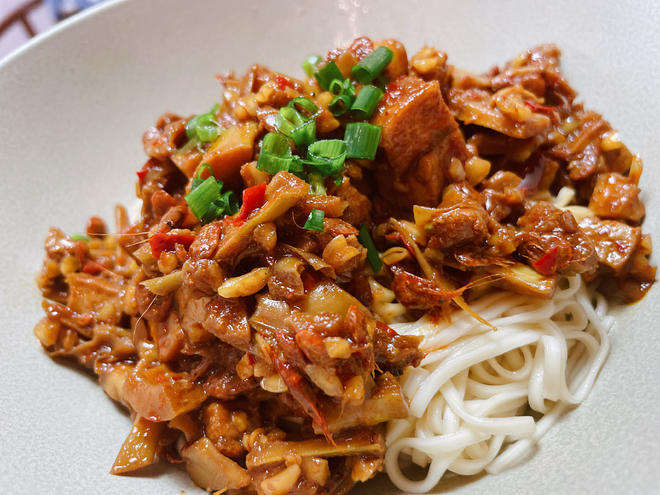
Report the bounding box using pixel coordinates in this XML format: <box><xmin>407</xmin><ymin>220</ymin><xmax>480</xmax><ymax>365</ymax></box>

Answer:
<box><xmin>0</xmin><ymin>0</ymin><xmax>105</xmax><ymax>59</ymax></box>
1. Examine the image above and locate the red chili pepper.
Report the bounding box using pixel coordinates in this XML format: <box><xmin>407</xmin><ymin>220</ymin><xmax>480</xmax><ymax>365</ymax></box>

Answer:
<box><xmin>532</xmin><ymin>246</ymin><xmax>560</xmax><ymax>276</ymax></box>
<box><xmin>82</xmin><ymin>260</ymin><xmax>105</xmax><ymax>275</ymax></box>
<box><xmin>149</xmin><ymin>233</ymin><xmax>195</xmax><ymax>259</ymax></box>
<box><xmin>136</xmin><ymin>161</ymin><xmax>152</xmax><ymax>183</ymax></box>
<box><xmin>275</xmin><ymin>75</ymin><xmax>293</xmax><ymax>90</ymax></box>
<box><xmin>230</xmin><ymin>183</ymin><xmax>267</xmax><ymax>225</ymax></box>
<box><xmin>525</xmin><ymin>100</ymin><xmax>555</xmax><ymax>114</ymax></box>
<box><xmin>247</xmin><ymin>353</ymin><xmax>255</xmax><ymax>365</ymax></box>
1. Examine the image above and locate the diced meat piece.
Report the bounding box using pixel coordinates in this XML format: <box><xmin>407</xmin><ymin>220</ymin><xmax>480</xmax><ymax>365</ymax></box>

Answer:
<box><xmin>142</xmin><ymin>113</ymin><xmax>187</xmax><ymax>159</ymax></box>
<box><xmin>183</xmin><ymin>258</ymin><xmax>226</xmax><ymax>294</ymax></box>
<box><xmin>373</xmin><ymin>75</ymin><xmax>466</xmax><ymax>207</ymax></box>
<box><xmin>390</xmin><ymin>266</ymin><xmax>465</xmax><ymax>310</ymax></box>
<box><xmin>427</xmin><ymin>201</ymin><xmax>490</xmax><ymax>249</ymax></box>
<box><xmin>374</xmin><ymin>76</ymin><xmax>457</xmax><ymax>172</ymax></box>
<box><xmin>588</xmin><ymin>172</ymin><xmax>645</xmax><ymax>223</ymax></box>
<box><xmin>135</xmin><ymin>280</ymin><xmax>173</xmax><ymax>322</ymax></box>
<box><xmin>322</xmin><ymin>235</ymin><xmax>366</xmax><ymax>276</ymax></box>
<box><xmin>373</xmin><ymin>321</ymin><xmax>421</xmax><ymax>371</ymax></box>
<box><xmin>567</xmin><ymin>142</ymin><xmax>601</xmax><ymax>181</ymax></box>
<box><xmin>299</xmin><ymin>194</ymin><xmax>347</xmax><ymax>218</ymax></box>
<box><xmin>189</xmin><ymin>222</ymin><xmax>222</xmax><ymax>261</ymax></box>
<box><xmin>409</xmin><ymin>46</ymin><xmax>449</xmax><ymax>85</ymax></box>
<box><xmin>334</xmin><ymin>179</ymin><xmax>370</xmax><ymax>225</ymax></box>
<box><xmin>204</xmin><ymin>370</ymin><xmax>256</xmax><ymax>400</ymax></box>
<box><xmin>579</xmin><ymin>217</ymin><xmax>641</xmax><ymax>274</ymax></box>
<box><xmin>122</xmin><ymin>364</ymin><xmax>207</xmax><ymax>421</ymax></box>
<box><xmin>448</xmin><ymin>87</ymin><xmax>551</xmax><ymax>139</ymax></box>
<box><xmin>155</xmin><ymin>313</ymin><xmax>186</xmax><ymax>362</ymax></box>
<box><xmin>43</xmin><ymin>227</ymin><xmax>80</xmax><ymax>262</ymax></box>
<box><xmin>268</xmin><ymin>256</ymin><xmax>305</xmax><ymax>301</ymax></box>
<box><xmin>517</xmin><ymin>202</ymin><xmax>597</xmax><ymax>275</ymax></box>
<box><xmin>203</xmin><ymin>402</ymin><xmax>256</xmax><ymax>459</ymax></box>
<box><xmin>203</xmin><ymin>297</ymin><xmax>251</xmax><ymax>350</ymax></box>
<box><xmin>66</xmin><ymin>273</ymin><xmax>122</xmax><ymax>324</ymax></box>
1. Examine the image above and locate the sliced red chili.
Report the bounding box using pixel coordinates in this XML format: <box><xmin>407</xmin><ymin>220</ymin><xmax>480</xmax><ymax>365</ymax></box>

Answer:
<box><xmin>136</xmin><ymin>161</ymin><xmax>152</xmax><ymax>183</ymax></box>
<box><xmin>532</xmin><ymin>246</ymin><xmax>560</xmax><ymax>276</ymax></box>
<box><xmin>230</xmin><ymin>183</ymin><xmax>267</xmax><ymax>225</ymax></box>
<box><xmin>149</xmin><ymin>233</ymin><xmax>196</xmax><ymax>259</ymax></box>
<box><xmin>82</xmin><ymin>260</ymin><xmax>105</xmax><ymax>275</ymax></box>
<box><xmin>275</xmin><ymin>74</ymin><xmax>293</xmax><ymax>90</ymax></box>
<box><xmin>525</xmin><ymin>100</ymin><xmax>555</xmax><ymax>114</ymax></box>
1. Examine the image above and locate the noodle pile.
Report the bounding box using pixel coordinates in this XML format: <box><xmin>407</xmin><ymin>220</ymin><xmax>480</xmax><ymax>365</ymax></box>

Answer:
<box><xmin>383</xmin><ymin>276</ymin><xmax>612</xmax><ymax>492</ymax></box>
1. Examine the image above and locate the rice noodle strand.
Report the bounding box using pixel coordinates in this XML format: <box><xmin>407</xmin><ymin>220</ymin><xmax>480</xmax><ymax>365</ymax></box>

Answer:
<box><xmin>385</xmin><ymin>276</ymin><xmax>612</xmax><ymax>493</ymax></box>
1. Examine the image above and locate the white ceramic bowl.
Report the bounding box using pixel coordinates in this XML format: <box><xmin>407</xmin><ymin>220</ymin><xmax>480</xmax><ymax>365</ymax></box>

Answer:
<box><xmin>1</xmin><ymin>0</ymin><xmax>658</xmax><ymax>493</ymax></box>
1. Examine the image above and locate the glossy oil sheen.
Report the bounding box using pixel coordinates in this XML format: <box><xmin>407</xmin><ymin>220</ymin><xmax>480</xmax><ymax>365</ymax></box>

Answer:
<box><xmin>0</xmin><ymin>0</ymin><xmax>658</xmax><ymax>493</ymax></box>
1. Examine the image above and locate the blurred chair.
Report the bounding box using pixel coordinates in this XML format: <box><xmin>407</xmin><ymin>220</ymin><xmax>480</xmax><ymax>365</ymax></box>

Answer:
<box><xmin>0</xmin><ymin>0</ymin><xmax>43</xmax><ymax>38</ymax></box>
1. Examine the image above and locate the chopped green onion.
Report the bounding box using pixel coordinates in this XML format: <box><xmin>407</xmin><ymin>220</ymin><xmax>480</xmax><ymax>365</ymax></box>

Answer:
<box><xmin>257</xmin><ymin>132</ymin><xmax>303</xmax><ymax>174</ymax></box>
<box><xmin>344</xmin><ymin>122</ymin><xmax>382</xmax><ymax>160</ymax></box>
<box><xmin>191</xmin><ymin>163</ymin><xmax>214</xmax><ymax>191</ymax></box>
<box><xmin>262</xmin><ymin>132</ymin><xmax>291</xmax><ymax>156</ymax></box>
<box><xmin>302</xmin><ymin>54</ymin><xmax>322</xmax><ymax>77</ymax></box>
<box><xmin>351</xmin><ymin>85</ymin><xmax>383</xmax><ymax>119</ymax></box>
<box><xmin>303</xmin><ymin>209</ymin><xmax>325</xmax><ymax>232</ymax></box>
<box><xmin>185</xmin><ymin>162</ymin><xmax>237</xmax><ymax>223</ymax></box>
<box><xmin>186</xmin><ymin>104</ymin><xmax>221</xmax><ymax>143</ymax></box>
<box><xmin>277</xmin><ymin>105</ymin><xmax>317</xmax><ymax>148</ymax></box>
<box><xmin>304</xmin><ymin>139</ymin><xmax>347</xmax><ymax>176</ymax></box>
<box><xmin>71</xmin><ymin>234</ymin><xmax>89</xmax><ymax>242</ymax></box>
<box><xmin>288</xmin><ymin>97</ymin><xmax>318</xmax><ymax>118</ymax></box>
<box><xmin>258</xmin><ymin>153</ymin><xmax>303</xmax><ymax>174</ymax></box>
<box><xmin>291</xmin><ymin>119</ymin><xmax>316</xmax><ymax>148</ymax></box>
<box><xmin>329</xmin><ymin>78</ymin><xmax>344</xmax><ymax>95</ymax></box>
<box><xmin>351</xmin><ymin>46</ymin><xmax>394</xmax><ymax>84</ymax></box>
<box><xmin>314</xmin><ymin>61</ymin><xmax>343</xmax><ymax>90</ymax></box>
<box><xmin>358</xmin><ymin>224</ymin><xmax>382</xmax><ymax>273</ymax></box>
<box><xmin>329</xmin><ymin>94</ymin><xmax>353</xmax><ymax>117</ymax></box>
<box><xmin>308</xmin><ymin>173</ymin><xmax>326</xmax><ymax>195</ymax></box>
<box><xmin>201</xmin><ymin>190</ymin><xmax>238</xmax><ymax>223</ymax></box>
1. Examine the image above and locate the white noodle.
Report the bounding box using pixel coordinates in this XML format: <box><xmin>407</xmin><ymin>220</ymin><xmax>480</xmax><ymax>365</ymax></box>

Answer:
<box><xmin>384</xmin><ymin>275</ymin><xmax>613</xmax><ymax>493</ymax></box>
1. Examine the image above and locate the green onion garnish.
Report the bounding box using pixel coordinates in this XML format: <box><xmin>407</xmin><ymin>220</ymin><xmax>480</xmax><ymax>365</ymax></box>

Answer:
<box><xmin>308</xmin><ymin>173</ymin><xmax>326</xmax><ymax>195</ymax></box>
<box><xmin>329</xmin><ymin>78</ymin><xmax>345</xmax><ymax>95</ymax></box>
<box><xmin>302</xmin><ymin>55</ymin><xmax>322</xmax><ymax>78</ymax></box>
<box><xmin>344</xmin><ymin>122</ymin><xmax>382</xmax><ymax>160</ymax></box>
<box><xmin>357</xmin><ymin>224</ymin><xmax>382</xmax><ymax>273</ymax></box>
<box><xmin>257</xmin><ymin>132</ymin><xmax>303</xmax><ymax>174</ymax></box>
<box><xmin>314</xmin><ymin>61</ymin><xmax>343</xmax><ymax>91</ymax></box>
<box><xmin>191</xmin><ymin>163</ymin><xmax>214</xmax><ymax>191</ymax></box>
<box><xmin>329</xmin><ymin>94</ymin><xmax>353</xmax><ymax>117</ymax></box>
<box><xmin>351</xmin><ymin>85</ymin><xmax>383</xmax><ymax>119</ymax></box>
<box><xmin>303</xmin><ymin>209</ymin><xmax>325</xmax><ymax>232</ymax></box>
<box><xmin>185</xmin><ymin>170</ymin><xmax>237</xmax><ymax>224</ymax></box>
<box><xmin>304</xmin><ymin>139</ymin><xmax>347</xmax><ymax>176</ymax></box>
<box><xmin>291</xmin><ymin>120</ymin><xmax>316</xmax><ymax>149</ymax></box>
<box><xmin>288</xmin><ymin>97</ymin><xmax>318</xmax><ymax>118</ymax></box>
<box><xmin>186</xmin><ymin>104</ymin><xmax>221</xmax><ymax>143</ymax></box>
<box><xmin>277</xmin><ymin>103</ymin><xmax>317</xmax><ymax>148</ymax></box>
<box><xmin>351</xmin><ymin>46</ymin><xmax>394</xmax><ymax>84</ymax></box>
<box><xmin>71</xmin><ymin>234</ymin><xmax>89</xmax><ymax>242</ymax></box>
